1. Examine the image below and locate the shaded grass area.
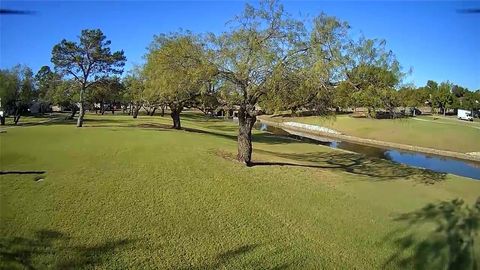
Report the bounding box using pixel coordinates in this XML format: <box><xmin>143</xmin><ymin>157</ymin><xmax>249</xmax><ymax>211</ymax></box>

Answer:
<box><xmin>268</xmin><ymin>114</ymin><xmax>480</xmax><ymax>153</ymax></box>
<box><xmin>0</xmin><ymin>230</ymin><xmax>136</xmax><ymax>269</ymax></box>
<box><xmin>252</xmin><ymin>150</ymin><xmax>446</xmax><ymax>184</ymax></box>
<box><xmin>1</xmin><ymin>113</ymin><xmax>68</xmax><ymax>127</ymax></box>
<box><xmin>384</xmin><ymin>198</ymin><xmax>480</xmax><ymax>269</ymax></box>
<box><xmin>1</xmin><ymin>113</ymin><xmax>479</xmax><ymax>269</ymax></box>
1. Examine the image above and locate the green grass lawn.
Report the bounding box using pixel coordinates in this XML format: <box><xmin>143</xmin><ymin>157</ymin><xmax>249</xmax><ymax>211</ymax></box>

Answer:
<box><xmin>1</xmin><ymin>113</ymin><xmax>479</xmax><ymax>269</ymax></box>
<box><xmin>269</xmin><ymin>114</ymin><xmax>480</xmax><ymax>153</ymax></box>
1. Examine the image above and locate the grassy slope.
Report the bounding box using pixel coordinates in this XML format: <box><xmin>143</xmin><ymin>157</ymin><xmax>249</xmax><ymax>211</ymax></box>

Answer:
<box><xmin>1</xmin><ymin>113</ymin><xmax>479</xmax><ymax>269</ymax></box>
<box><xmin>270</xmin><ymin>114</ymin><xmax>480</xmax><ymax>153</ymax></box>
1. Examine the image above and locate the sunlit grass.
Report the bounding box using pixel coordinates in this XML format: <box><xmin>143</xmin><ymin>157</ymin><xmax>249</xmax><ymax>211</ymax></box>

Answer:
<box><xmin>271</xmin><ymin>114</ymin><xmax>480</xmax><ymax>153</ymax></box>
<box><xmin>1</xmin><ymin>113</ymin><xmax>479</xmax><ymax>269</ymax></box>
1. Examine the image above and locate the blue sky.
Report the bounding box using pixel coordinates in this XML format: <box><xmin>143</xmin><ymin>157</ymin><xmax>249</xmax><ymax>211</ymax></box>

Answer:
<box><xmin>1</xmin><ymin>1</ymin><xmax>479</xmax><ymax>90</ymax></box>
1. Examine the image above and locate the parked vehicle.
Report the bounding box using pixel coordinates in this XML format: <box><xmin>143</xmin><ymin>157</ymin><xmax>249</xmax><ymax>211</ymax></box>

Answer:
<box><xmin>457</xmin><ymin>109</ymin><xmax>473</xmax><ymax>121</ymax></box>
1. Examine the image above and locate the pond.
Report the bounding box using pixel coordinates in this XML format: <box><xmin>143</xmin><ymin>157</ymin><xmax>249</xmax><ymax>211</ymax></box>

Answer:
<box><xmin>255</xmin><ymin>122</ymin><xmax>480</xmax><ymax>180</ymax></box>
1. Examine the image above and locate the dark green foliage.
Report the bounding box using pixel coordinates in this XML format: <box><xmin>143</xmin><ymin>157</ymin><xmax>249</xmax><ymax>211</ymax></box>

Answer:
<box><xmin>144</xmin><ymin>32</ymin><xmax>215</xmax><ymax>128</ymax></box>
<box><xmin>0</xmin><ymin>65</ymin><xmax>36</xmax><ymax>124</ymax></box>
<box><xmin>51</xmin><ymin>29</ymin><xmax>126</xmax><ymax>127</ymax></box>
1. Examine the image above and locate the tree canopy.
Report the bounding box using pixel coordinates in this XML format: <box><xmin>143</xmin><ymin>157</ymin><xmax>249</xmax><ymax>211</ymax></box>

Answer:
<box><xmin>51</xmin><ymin>29</ymin><xmax>126</xmax><ymax>127</ymax></box>
<box><xmin>0</xmin><ymin>65</ymin><xmax>35</xmax><ymax>124</ymax></box>
<box><xmin>144</xmin><ymin>32</ymin><xmax>215</xmax><ymax>129</ymax></box>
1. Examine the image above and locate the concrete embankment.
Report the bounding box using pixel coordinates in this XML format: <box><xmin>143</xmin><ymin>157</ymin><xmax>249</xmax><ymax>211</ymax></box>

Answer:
<box><xmin>257</xmin><ymin>117</ymin><xmax>480</xmax><ymax>163</ymax></box>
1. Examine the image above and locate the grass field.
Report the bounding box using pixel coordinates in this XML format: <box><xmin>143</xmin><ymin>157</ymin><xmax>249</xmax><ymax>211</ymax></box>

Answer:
<box><xmin>269</xmin><ymin>114</ymin><xmax>480</xmax><ymax>153</ymax></box>
<box><xmin>1</xmin><ymin>113</ymin><xmax>479</xmax><ymax>269</ymax></box>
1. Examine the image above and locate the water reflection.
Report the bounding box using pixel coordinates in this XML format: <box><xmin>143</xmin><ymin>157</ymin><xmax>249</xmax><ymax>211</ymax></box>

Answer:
<box><xmin>255</xmin><ymin>123</ymin><xmax>480</xmax><ymax>180</ymax></box>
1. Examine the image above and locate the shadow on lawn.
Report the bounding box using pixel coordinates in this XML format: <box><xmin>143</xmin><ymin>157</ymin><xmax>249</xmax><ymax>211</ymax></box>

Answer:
<box><xmin>251</xmin><ymin>150</ymin><xmax>446</xmax><ymax>184</ymax></box>
<box><xmin>8</xmin><ymin>115</ymin><xmax>139</xmax><ymax>127</ymax></box>
<box><xmin>0</xmin><ymin>171</ymin><xmax>45</xmax><ymax>175</ymax></box>
<box><xmin>118</xmin><ymin>122</ymin><xmax>293</xmax><ymax>145</ymax></box>
<box><xmin>384</xmin><ymin>198</ymin><xmax>480</xmax><ymax>269</ymax></box>
<box><xmin>15</xmin><ymin>115</ymin><xmax>300</xmax><ymax>146</ymax></box>
<box><xmin>0</xmin><ymin>229</ymin><xmax>135</xmax><ymax>269</ymax></box>
<box><xmin>180</xmin><ymin>244</ymin><xmax>293</xmax><ymax>270</ymax></box>
<box><xmin>185</xmin><ymin>127</ymin><xmax>294</xmax><ymax>145</ymax></box>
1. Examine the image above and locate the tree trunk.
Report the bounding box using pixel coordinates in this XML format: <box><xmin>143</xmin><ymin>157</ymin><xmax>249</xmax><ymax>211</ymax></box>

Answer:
<box><xmin>76</xmin><ymin>89</ymin><xmax>86</xmax><ymax>127</ymax></box>
<box><xmin>161</xmin><ymin>106</ymin><xmax>165</xmax><ymax>117</ymax></box>
<box><xmin>68</xmin><ymin>107</ymin><xmax>77</xmax><ymax>120</ymax></box>
<box><xmin>14</xmin><ymin>115</ymin><xmax>21</xmax><ymax>125</ymax></box>
<box><xmin>13</xmin><ymin>113</ymin><xmax>21</xmax><ymax>125</ymax></box>
<box><xmin>388</xmin><ymin>106</ymin><xmax>395</xmax><ymax>119</ymax></box>
<box><xmin>111</xmin><ymin>101</ymin><xmax>115</xmax><ymax>114</ymax></box>
<box><xmin>237</xmin><ymin>107</ymin><xmax>256</xmax><ymax>166</ymax></box>
<box><xmin>101</xmin><ymin>100</ymin><xmax>105</xmax><ymax>115</ymax></box>
<box><xmin>13</xmin><ymin>107</ymin><xmax>21</xmax><ymax>125</ymax></box>
<box><xmin>133</xmin><ymin>104</ymin><xmax>140</xmax><ymax>119</ymax></box>
<box><xmin>170</xmin><ymin>106</ymin><xmax>182</xmax><ymax>129</ymax></box>
<box><xmin>150</xmin><ymin>107</ymin><xmax>157</xmax><ymax>116</ymax></box>
<box><xmin>77</xmin><ymin>102</ymin><xmax>85</xmax><ymax>127</ymax></box>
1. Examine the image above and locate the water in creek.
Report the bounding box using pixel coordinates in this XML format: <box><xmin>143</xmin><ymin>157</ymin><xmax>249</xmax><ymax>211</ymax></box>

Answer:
<box><xmin>255</xmin><ymin>122</ymin><xmax>480</xmax><ymax>180</ymax></box>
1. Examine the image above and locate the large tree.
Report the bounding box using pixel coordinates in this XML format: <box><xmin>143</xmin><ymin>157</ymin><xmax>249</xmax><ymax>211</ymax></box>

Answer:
<box><xmin>262</xmin><ymin>14</ymin><xmax>349</xmax><ymax>115</ymax></box>
<box><xmin>342</xmin><ymin>38</ymin><xmax>402</xmax><ymax>118</ymax></box>
<box><xmin>89</xmin><ymin>76</ymin><xmax>124</xmax><ymax>115</ymax></box>
<box><xmin>347</xmin><ymin>64</ymin><xmax>399</xmax><ymax>117</ymax></box>
<box><xmin>46</xmin><ymin>79</ymin><xmax>80</xmax><ymax>119</ymax></box>
<box><xmin>34</xmin><ymin>66</ymin><xmax>55</xmax><ymax>113</ymax></box>
<box><xmin>462</xmin><ymin>90</ymin><xmax>480</xmax><ymax>116</ymax></box>
<box><xmin>51</xmin><ymin>29</ymin><xmax>126</xmax><ymax>127</ymax></box>
<box><xmin>397</xmin><ymin>86</ymin><xmax>426</xmax><ymax>116</ymax></box>
<box><xmin>144</xmin><ymin>32</ymin><xmax>214</xmax><ymax>129</ymax></box>
<box><xmin>432</xmin><ymin>82</ymin><xmax>454</xmax><ymax>116</ymax></box>
<box><xmin>0</xmin><ymin>69</ymin><xmax>19</xmax><ymax>125</ymax></box>
<box><xmin>0</xmin><ymin>65</ymin><xmax>35</xmax><ymax>125</ymax></box>
<box><xmin>211</xmin><ymin>0</ymin><xmax>307</xmax><ymax>165</ymax></box>
<box><xmin>123</xmin><ymin>67</ymin><xmax>145</xmax><ymax>119</ymax></box>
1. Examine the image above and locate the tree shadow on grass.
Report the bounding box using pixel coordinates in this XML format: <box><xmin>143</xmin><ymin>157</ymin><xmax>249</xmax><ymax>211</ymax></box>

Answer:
<box><xmin>21</xmin><ymin>115</ymin><xmax>295</xmax><ymax>146</ymax></box>
<box><xmin>384</xmin><ymin>198</ymin><xmax>480</xmax><ymax>269</ymax></box>
<box><xmin>180</xmin><ymin>244</ymin><xmax>293</xmax><ymax>270</ymax></box>
<box><xmin>186</xmin><ymin>128</ymin><xmax>294</xmax><ymax>145</ymax></box>
<box><xmin>56</xmin><ymin>238</ymin><xmax>135</xmax><ymax>269</ymax></box>
<box><xmin>156</xmin><ymin>126</ymin><xmax>295</xmax><ymax>145</ymax></box>
<box><xmin>0</xmin><ymin>171</ymin><xmax>45</xmax><ymax>175</ymax></box>
<box><xmin>252</xmin><ymin>150</ymin><xmax>446</xmax><ymax>184</ymax></box>
<box><xmin>10</xmin><ymin>116</ymin><xmax>136</xmax><ymax>127</ymax></box>
<box><xmin>3</xmin><ymin>117</ymin><xmax>75</xmax><ymax>127</ymax></box>
<box><xmin>0</xmin><ymin>230</ymin><xmax>135</xmax><ymax>269</ymax></box>
<box><xmin>0</xmin><ymin>230</ymin><xmax>63</xmax><ymax>270</ymax></box>
<box><xmin>180</xmin><ymin>112</ymin><xmax>226</xmax><ymax>122</ymax></box>
<box><xmin>202</xmin><ymin>124</ymin><xmax>239</xmax><ymax>132</ymax></box>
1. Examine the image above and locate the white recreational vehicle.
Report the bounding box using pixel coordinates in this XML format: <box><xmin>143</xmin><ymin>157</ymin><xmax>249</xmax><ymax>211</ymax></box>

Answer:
<box><xmin>457</xmin><ymin>109</ymin><xmax>473</xmax><ymax>121</ymax></box>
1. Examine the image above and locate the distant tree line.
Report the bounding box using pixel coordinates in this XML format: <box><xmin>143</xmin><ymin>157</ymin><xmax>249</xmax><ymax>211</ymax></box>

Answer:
<box><xmin>396</xmin><ymin>81</ymin><xmax>480</xmax><ymax>117</ymax></box>
<box><xmin>1</xmin><ymin>0</ymin><xmax>479</xmax><ymax>165</ymax></box>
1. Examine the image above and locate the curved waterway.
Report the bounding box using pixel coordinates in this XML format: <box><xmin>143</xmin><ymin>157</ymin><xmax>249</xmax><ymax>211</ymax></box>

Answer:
<box><xmin>255</xmin><ymin>122</ymin><xmax>480</xmax><ymax>180</ymax></box>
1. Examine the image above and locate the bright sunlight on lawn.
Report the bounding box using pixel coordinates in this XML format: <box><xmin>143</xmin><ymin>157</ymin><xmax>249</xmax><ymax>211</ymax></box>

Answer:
<box><xmin>270</xmin><ymin>114</ymin><xmax>480</xmax><ymax>153</ymax></box>
<box><xmin>1</xmin><ymin>114</ymin><xmax>479</xmax><ymax>269</ymax></box>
